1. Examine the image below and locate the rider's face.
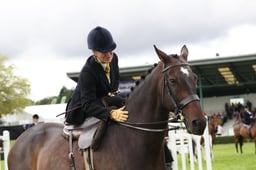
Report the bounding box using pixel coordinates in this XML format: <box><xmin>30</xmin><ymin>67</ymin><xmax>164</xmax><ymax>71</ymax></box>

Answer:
<box><xmin>93</xmin><ymin>51</ymin><xmax>114</xmax><ymax>63</ymax></box>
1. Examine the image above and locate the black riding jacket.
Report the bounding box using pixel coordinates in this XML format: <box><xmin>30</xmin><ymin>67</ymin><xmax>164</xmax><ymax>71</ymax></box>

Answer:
<box><xmin>66</xmin><ymin>53</ymin><xmax>120</xmax><ymax>123</ymax></box>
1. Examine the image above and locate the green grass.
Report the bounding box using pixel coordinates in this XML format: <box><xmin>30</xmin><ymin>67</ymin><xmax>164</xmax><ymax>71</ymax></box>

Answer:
<box><xmin>0</xmin><ymin>161</ymin><xmax>4</xmax><ymax>170</ymax></box>
<box><xmin>177</xmin><ymin>142</ymin><xmax>256</xmax><ymax>170</ymax></box>
<box><xmin>213</xmin><ymin>143</ymin><xmax>256</xmax><ymax>170</ymax></box>
<box><xmin>2</xmin><ymin>141</ymin><xmax>256</xmax><ymax>169</ymax></box>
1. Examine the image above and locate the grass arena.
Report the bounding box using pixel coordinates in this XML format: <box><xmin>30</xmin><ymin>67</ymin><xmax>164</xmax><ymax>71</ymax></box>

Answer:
<box><xmin>1</xmin><ymin>141</ymin><xmax>256</xmax><ymax>170</ymax></box>
<box><xmin>2</xmin><ymin>141</ymin><xmax>256</xmax><ymax>169</ymax></box>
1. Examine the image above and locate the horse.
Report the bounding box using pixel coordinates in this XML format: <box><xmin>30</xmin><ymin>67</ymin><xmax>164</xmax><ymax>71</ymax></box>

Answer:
<box><xmin>233</xmin><ymin>119</ymin><xmax>256</xmax><ymax>154</ymax></box>
<box><xmin>200</xmin><ymin>116</ymin><xmax>217</xmax><ymax>146</ymax></box>
<box><xmin>8</xmin><ymin>45</ymin><xmax>206</xmax><ymax>170</ymax></box>
<box><xmin>208</xmin><ymin>116</ymin><xmax>218</xmax><ymax>145</ymax></box>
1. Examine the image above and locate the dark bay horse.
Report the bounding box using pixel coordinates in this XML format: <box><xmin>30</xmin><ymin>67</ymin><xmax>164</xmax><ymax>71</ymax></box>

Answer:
<box><xmin>200</xmin><ymin>116</ymin><xmax>218</xmax><ymax>146</ymax></box>
<box><xmin>207</xmin><ymin>116</ymin><xmax>218</xmax><ymax>145</ymax></box>
<box><xmin>8</xmin><ymin>45</ymin><xmax>206</xmax><ymax>170</ymax></box>
<box><xmin>233</xmin><ymin>120</ymin><xmax>256</xmax><ymax>154</ymax></box>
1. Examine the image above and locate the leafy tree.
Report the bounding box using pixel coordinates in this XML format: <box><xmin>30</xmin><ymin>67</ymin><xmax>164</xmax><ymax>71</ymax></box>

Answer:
<box><xmin>34</xmin><ymin>96</ymin><xmax>57</xmax><ymax>105</ymax></box>
<box><xmin>35</xmin><ymin>86</ymin><xmax>74</xmax><ymax>105</ymax></box>
<box><xmin>56</xmin><ymin>86</ymin><xmax>73</xmax><ymax>103</ymax></box>
<box><xmin>0</xmin><ymin>56</ymin><xmax>31</xmax><ymax>116</ymax></box>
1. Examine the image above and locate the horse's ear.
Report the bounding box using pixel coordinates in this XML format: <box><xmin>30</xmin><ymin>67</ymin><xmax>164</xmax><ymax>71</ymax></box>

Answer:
<box><xmin>153</xmin><ymin>45</ymin><xmax>169</xmax><ymax>63</ymax></box>
<box><xmin>180</xmin><ymin>45</ymin><xmax>188</xmax><ymax>61</ymax></box>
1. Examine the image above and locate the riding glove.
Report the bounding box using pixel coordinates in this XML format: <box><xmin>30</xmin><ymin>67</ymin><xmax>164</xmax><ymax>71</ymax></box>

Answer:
<box><xmin>110</xmin><ymin>106</ymin><xmax>128</xmax><ymax>122</ymax></box>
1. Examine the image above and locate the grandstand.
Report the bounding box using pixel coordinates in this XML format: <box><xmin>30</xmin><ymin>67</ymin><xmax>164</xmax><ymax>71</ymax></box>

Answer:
<box><xmin>67</xmin><ymin>53</ymin><xmax>256</xmax><ymax>118</ymax></box>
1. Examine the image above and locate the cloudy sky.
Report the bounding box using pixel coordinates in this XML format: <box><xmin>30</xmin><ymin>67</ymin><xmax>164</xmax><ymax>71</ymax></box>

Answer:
<box><xmin>1</xmin><ymin>0</ymin><xmax>256</xmax><ymax>101</ymax></box>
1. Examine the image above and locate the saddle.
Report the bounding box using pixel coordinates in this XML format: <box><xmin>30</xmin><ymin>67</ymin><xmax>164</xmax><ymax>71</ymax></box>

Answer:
<box><xmin>63</xmin><ymin>117</ymin><xmax>108</xmax><ymax>170</ymax></box>
<box><xmin>63</xmin><ymin>117</ymin><xmax>103</xmax><ymax>149</ymax></box>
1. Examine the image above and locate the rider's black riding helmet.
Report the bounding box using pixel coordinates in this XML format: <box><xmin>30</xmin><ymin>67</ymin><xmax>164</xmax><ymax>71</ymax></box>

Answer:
<box><xmin>87</xmin><ymin>26</ymin><xmax>116</xmax><ymax>53</ymax></box>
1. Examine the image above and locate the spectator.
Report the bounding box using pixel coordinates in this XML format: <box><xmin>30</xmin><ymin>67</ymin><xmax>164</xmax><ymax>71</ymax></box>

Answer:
<box><xmin>26</xmin><ymin>114</ymin><xmax>40</xmax><ymax>129</ymax></box>
<box><xmin>246</xmin><ymin>100</ymin><xmax>252</xmax><ymax>112</ymax></box>
<box><xmin>225</xmin><ymin>102</ymin><xmax>232</xmax><ymax>119</ymax></box>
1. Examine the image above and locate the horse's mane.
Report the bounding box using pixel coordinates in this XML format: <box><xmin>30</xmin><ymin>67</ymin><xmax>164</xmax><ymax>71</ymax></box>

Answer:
<box><xmin>126</xmin><ymin>63</ymin><xmax>158</xmax><ymax>98</ymax></box>
<box><xmin>126</xmin><ymin>53</ymin><xmax>179</xmax><ymax>98</ymax></box>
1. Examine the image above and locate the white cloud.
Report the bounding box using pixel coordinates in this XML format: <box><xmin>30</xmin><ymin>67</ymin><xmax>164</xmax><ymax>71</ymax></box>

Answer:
<box><xmin>1</xmin><ymin>0</ymin><xmax>256</xmax><ymax>100</ymax></box>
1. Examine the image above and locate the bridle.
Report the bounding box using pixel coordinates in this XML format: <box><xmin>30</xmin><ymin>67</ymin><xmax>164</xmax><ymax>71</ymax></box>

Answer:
<box><xmin>117</xmin><ymin>62</ymin><xmax>200</xmax><ymax>132</ymax></box>
<box><xmin>162</xmin><ymin>62</ymin><xmax>200</xmax><ymax>117</ymax></box>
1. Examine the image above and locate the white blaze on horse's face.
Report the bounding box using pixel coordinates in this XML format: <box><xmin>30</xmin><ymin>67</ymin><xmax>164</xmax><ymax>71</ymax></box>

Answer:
<box><xmin>180</xmin><ymin>67</ymin><xmax>189</xmax><ymax>76</ymax></box>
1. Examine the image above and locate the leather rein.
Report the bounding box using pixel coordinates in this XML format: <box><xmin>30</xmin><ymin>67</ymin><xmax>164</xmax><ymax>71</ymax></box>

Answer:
<box><xmin>116</xmin><ymin>62</ymin><xmax>200</xmax><ymax>132</ymax></box>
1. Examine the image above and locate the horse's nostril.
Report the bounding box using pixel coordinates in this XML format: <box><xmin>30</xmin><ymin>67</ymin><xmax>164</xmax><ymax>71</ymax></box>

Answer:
<box><xmin>192</xmin><ymin>119</ymin><xmax>200</xmax><ymax>127</ymax></box>
<box><xmin>192</xmin><ymin>119</ymin><xmax>206</xmax><ymax>134</ymax></box>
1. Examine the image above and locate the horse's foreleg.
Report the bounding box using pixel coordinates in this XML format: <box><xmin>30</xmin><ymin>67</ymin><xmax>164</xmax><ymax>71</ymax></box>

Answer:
<box><xmin>235</xmin><ymin>137</ymin><xmax>239</xmax><ymax>154</ymax></box>
<box><xmin>240</xmin><ymin>143</ymin><xmax>243</xmax><ymax>154</ymax></box>
<box><xmin>239</xmin><ymin>136</ymin><xmax>243</xmax><ymax>154</ymax></box>
<box><xmin>235</xmin><ymin>142</ymin><xmax>238</xmax><ymax>153</ymax></box>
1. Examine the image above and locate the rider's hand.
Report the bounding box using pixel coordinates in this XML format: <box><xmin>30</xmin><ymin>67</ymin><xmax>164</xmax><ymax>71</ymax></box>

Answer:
<box><xmin>110</xmin><ymin>106</ymin><xmax>128</xmax><ymax>122</ymax></box>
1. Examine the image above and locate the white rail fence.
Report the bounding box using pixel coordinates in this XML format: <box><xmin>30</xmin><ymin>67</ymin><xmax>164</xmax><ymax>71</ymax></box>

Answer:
<box><xmin>168</xmin><ymin>121</ymin><xmax>212</xmax><ymax>170</ymax></box>
<box><xmin>0</xmin><ymin>131</ymin><xmax>10</xmax><ymax>170</ymax></box>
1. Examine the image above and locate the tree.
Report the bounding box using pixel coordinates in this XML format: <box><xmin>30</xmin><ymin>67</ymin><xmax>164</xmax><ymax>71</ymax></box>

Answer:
<box><xmin>0</xmin><ymin>56</ymin><xmax>31</xmax><ymax>116</ymax></box>
<box><xmin>56</xmin><ymin>86</ymin><xmax>73</xmax><ymax>103</ymax></box>
<box><xmin>34</xmin><ymin>86</ymin><xmax>74</xmax><ymax>105</ymax></box>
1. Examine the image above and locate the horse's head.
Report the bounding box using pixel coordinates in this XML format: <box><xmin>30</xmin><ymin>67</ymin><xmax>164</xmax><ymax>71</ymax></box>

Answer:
<box><xmin>208</xmin><ymin>116</ymin><xmax>218</xmax><ymax>134</ymax></box>
<box><xmin>154</xmin><ymin>45</ymin><xmax>206</xmax><ymax>135</ymax></box>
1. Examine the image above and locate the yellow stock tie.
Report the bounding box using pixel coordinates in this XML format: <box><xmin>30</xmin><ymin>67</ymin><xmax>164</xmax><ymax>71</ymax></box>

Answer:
<box><xmin>105</xmin><ymin>63</ymin><xmax>110</xmax><ymax>77</ymax></box>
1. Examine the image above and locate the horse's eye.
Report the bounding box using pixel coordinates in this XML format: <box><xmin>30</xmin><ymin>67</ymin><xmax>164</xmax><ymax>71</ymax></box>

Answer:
<box><xmin>169</xmin><ymin>79</ymin><xmax>176</xmax><ymax>84</ymax></box>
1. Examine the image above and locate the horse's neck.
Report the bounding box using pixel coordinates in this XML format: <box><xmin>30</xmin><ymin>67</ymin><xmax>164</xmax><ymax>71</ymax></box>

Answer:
<box><xmin>126</xmin><ymin>67</ymin><xmax>166</xmax><ymax>122</ymax></box>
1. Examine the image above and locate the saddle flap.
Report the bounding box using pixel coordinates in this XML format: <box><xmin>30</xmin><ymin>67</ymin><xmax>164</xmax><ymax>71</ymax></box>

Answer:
<box><xmin>78</xmin><ymin>117</ymin><xmax>101</xmax><ymax>149</ymax></box>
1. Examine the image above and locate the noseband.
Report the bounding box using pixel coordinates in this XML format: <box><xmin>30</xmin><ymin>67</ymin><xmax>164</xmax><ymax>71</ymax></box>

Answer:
<box><xmin>162</xmin><ymin>62</ymin><xmax>200</xmax><ymax>117</ymax></box>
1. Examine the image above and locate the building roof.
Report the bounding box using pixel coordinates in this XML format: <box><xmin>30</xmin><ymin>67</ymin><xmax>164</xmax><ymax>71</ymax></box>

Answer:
<box><xmin>67</xmin><ymin>53</ymin><xmax>256</xmax><ymax>97</ymax></box>
<box><xmin>190</xmin><ymin>54</ymin><xmax>256</xmax><ymax>97</ymax></box>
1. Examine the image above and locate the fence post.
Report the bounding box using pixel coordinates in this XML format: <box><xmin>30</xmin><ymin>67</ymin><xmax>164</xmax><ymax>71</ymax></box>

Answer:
<box><xmin>169</xmin><ymin>130</ymin><xmax>178</xmax><ymax>170</ymax></box>
<box><xmin>180</xmin><ymin>133</ymin><xmax>186</xmax><ymax>170</ymax></box>
<box><xmin>195</xmin><ymin>135</ymin><xmax>203</xmax><ymax>170</ymax></box>
<box><xmin>187</xmin><ymin>134</ymin><xmax>194</xmax><ymax>170</ymax></box>
<box><xmin>168</xmin><ymin>121</ymin><xmax>212</xmax><ymax>170</ymax></box>
<box><xmin>203</xmin><ymin>117</ymin><xmax>212</xmax><ymax>170</ymax></box>
<box><xmin>0</xmin><ymin>130</ymin><xmax>10</xmax><ymax>170</ymax></box>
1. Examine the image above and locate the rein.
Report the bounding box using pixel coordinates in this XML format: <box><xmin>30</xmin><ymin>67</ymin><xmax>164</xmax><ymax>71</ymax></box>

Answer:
<box><xmin>116</xmin><ymin>119</ymin><xmax>184</xmax><ymax>132</ymax></box>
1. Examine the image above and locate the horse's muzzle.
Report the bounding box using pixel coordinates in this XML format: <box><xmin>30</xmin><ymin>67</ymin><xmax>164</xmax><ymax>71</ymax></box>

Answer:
<box><xmin>185</xmin><ymin>118</ymin><xmax>206</xmax><ymax>135</ymax></box>
<box><xmin>191</xmin><ymin>119</ymin><xmax>207</xmax><ymax>135</ymax></box>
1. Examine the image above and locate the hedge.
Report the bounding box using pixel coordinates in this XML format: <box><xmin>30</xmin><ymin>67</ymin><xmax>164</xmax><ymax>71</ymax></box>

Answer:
<box><xmin>215</xmin><ymin>135</ymin><xmax>252</xmax><ymax>144</ymax></box>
